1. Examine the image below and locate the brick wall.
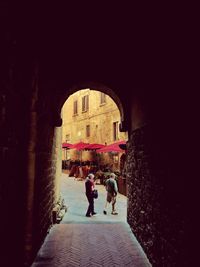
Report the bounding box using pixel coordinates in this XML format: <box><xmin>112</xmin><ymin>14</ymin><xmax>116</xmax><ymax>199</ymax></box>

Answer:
<box><xmin>32</xmin><ymin>110</ymin><xmax>62</xmax><ymax>260</ymax></box>
<box><xmin>127</xmin><ymin>125</ymin><xmax>188</xmax><ymax>267</ymax></box>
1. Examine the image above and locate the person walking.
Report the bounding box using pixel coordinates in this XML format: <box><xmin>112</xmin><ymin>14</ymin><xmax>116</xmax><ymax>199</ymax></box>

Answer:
<box><xmin>85</xmin><ymin>173</ymin><xmax>97</xmax><ymax>217</ymax></box>
<box><xmin>103</xmin><ymin>173</ymin><xmax>118</xmax><ymax>215</ymax></box>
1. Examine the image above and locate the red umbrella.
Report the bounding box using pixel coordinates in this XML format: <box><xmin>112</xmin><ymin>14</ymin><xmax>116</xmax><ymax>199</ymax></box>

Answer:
<box><xmin>62</xmin><ymin>142</ymin><xmax>73</xmax><ymax>149</ymax></box>
<box><xmin>62</xmin><ymin>143</ymin><xmax>73</xmax><ymax>161</ymax></box>
<box><xmin>97</xmin><ymin>140</ymin><xmax>126</xmax><ymax>153</ymax></box>
<box><xmin>71</xmin><ymin>141</ymin><xmax>90</xmax><ymax>163</ymax></box>
<box><xmin>84</xmin><ymin>143</ymin><xmax>105</xmax><ymax>150</ymax></box>
<box><xmin>113</xmin><ymin>140</ymin><xmax>127</xmax><ymax>145</ymax></box>
<box><xmin>71</xmin><ymin>141</ymin><xmax>90</xmax><ymax>150</ymax></box>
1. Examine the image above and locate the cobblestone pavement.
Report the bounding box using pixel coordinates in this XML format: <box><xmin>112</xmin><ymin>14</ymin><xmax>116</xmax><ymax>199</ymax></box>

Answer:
<box><xmin>31</xmin><ymin>173</ymin><xmax>151</xmax><ymax>267</ymax></box>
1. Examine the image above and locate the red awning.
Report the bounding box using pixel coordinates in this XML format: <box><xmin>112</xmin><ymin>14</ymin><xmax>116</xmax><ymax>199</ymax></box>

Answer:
<box><xmin>62</xmin><ymin>142</ymin><xmax>73</xmax><ymax>149</ymax></box>
<box><xmin>97</xmin><ymin>140</ymin><xmax>126</xmax><ymax>153</ymax></box>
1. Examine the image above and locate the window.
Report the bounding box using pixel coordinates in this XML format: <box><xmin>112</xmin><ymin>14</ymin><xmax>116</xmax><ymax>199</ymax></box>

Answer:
<box><xmin>73</xmin><ymin>100</ymin><xmax>78</xmax><ymax>115</ymax></box>
<box><xmin>100</xmin><ymin>92</ymin><xmax>106</xmax><ymax>104</ymax></box>
<box><xmin>82</xmin><ymin>95</ymin><xmax>89</xmax><ymax>112</ymax></box>
<box><xmin>113</xmin><ymin>121</ymin><xmax>119</xmax><ymax>141</ymax></box>
<box><xmin>86</xmin><ymin>125</ymin><xmax>90</xmax><ymax>137</ymax></box>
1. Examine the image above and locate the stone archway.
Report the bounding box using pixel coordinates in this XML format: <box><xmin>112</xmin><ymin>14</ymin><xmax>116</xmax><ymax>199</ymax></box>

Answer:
<box><xmin>1</xmin><ymin>9</ymin><xmax>192</xmax><ymax>266</ymax></box>
<box><xmin>54</xmin><ymin>82</ymin><xmax>129</xmax><ymax>206</ymax></box>
<box><xmin>26</xmin><ymin>81</ymin><xmax>130</xmax><ymax>263</ymax></box>
<box><xmin>19</xmin><ymin>69</ymin><xmax>189</xmax><ymax>267</ymax></box>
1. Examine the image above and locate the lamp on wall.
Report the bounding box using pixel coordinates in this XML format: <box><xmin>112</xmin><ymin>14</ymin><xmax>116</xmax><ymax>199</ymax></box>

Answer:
<box><xmin>119</xmin><ymin>119</ymin><xmax>128</xmax><ymax>132</ymax></box>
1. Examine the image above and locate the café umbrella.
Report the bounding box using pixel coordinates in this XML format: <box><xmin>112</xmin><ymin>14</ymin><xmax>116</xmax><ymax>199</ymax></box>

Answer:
<box><xmin>84</xmin><ymin>143</ymin><xmax>106</xmax><ymax>167</ymax></box>
<box><xmin>84</xmin><ymin>143</ymin><xmax>105</xmax><ymax>150</ymax></box>
<box><xmin>62</xmin><ymin>142</ymin><xmax>73</xmax><ymax>149</ymax></box>
<box><xmin>62</xmin><ymin>142</ymin><xmax>73</xmax><ymax>160</ymax></box>
<box><xmin>71</xmin><ymin>141</ymin><xmax>90</xmax><ymax>162</ymax></box>
<box><xmin>97</xmin><ymin>140</ymin><xmax>126</xmax><ymax>153</ymax></box>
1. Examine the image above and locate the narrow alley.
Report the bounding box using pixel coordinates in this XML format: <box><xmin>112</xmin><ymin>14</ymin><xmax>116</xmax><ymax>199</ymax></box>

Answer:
<box><xmin>31</xmin><ymin>173</ymin><xmax>151</xmax><ymax>266</ymax></box>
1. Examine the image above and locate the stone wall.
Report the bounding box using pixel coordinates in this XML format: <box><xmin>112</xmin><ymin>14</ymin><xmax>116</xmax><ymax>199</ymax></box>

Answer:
<box><xmin>32</xmin><ymin>105</ymin><xmax>62</xmax><ymax>261</ymax></box>
<box><xmin>0</xmin><ymin>88</ymin><xmax>29</xmax><ymax>266</ymax></box>
<box><xmin>0</xmin><ymin>49</ymin><xmax>35</xmax><ymax>266</ymax></box>
<box><xmin>53</xmin><ymin>127</ymin><xmax>62</xmax><ymax>203</ymax></box>
<box><xmin>127</xmin><ymin>124</ymin><xmax>187</xmax><ymax>267</ymax></box>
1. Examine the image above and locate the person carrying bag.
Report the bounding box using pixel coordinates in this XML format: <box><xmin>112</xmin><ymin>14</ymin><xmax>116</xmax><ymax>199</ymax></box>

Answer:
<box><xmin>85</xmin><ymin>173</ymin><xmax>98</xmax><ymax>217</ymax></box>
<box><xmin>92</xmin><ymin>189</ymin><xmax>98</xmax><ymax>199</ymax></box>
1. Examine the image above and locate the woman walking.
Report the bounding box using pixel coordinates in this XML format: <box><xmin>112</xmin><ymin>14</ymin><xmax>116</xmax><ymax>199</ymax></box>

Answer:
<box><xmin>85</xmin><ymin>173</ymin><xmax>97</xmax><ymax>217</ymax></box>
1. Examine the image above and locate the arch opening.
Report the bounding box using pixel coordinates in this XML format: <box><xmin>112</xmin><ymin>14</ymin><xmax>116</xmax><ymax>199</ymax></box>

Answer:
<box><xmin>57</xmin><ymin>82</ymin><xmax>128</xmax><ymax>132</ymax></box>
<box><xmin>58</xmin><ymin>86</ymin><xmax>128</xmax><ymax>223</ymax></box>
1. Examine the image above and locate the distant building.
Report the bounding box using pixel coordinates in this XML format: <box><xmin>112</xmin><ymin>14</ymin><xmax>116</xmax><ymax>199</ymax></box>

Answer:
<box><xmin>61</xmin><ymin>89</ymin><xmax>128</xmax><ymax>170</ymax></box>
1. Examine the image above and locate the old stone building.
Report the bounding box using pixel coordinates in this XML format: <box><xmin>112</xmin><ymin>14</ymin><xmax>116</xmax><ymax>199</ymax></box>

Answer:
<box><xmin>0</xmin><ymin>5</ymin><xmax>195</xmax><ymax>267</ymax></box>
<box><xmin>62</xmin><ymin>89</ymin><xmax>128</xmax><ymax>164</ymax></box>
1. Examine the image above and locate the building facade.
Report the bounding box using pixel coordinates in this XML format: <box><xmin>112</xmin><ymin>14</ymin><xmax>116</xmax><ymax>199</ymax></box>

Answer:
<box><xmin>62</xmin><ymin>89</ymin><xmax>128</xmax><ymax>169</ymax></box>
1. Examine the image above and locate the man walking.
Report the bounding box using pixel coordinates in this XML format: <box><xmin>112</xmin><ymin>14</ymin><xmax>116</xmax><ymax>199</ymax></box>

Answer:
<box><xmin>103</xmin><ymin>173</ymin><xmax>118</xmax><ymax>215</ymax></box>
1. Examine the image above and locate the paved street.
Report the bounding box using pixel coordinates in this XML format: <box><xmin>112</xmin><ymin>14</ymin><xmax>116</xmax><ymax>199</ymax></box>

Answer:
<box><xmin>31</xmin><ymin>173</ymin><xmax>151</xmax><ymax>266</ymax></box>
<box><xmin>61</xmin><ymin>172</ymin><xmax>127</xmax><ymax>223</ymax></box>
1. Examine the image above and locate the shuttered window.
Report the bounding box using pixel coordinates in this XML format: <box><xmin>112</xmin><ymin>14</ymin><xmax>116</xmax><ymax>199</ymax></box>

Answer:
<box><xmin>82</xmin><ymin>95</ymin><xmax>89</xmax><ymax>112</ymax></box>
<box><xmin>100</xmin><ymin>92</ymin><xmax>106</xmax><ymax>104</ymax></box>
<box><xmin>73</xmin><ymin>100</ymin><xmax>78</xmax><ymax>115</ymax></box>
<box><xmin>86</xmin><ymin>125</ymin><xmax>90</xmax><ymax>137</ymax></box>
<box><xmin>113</xmin><ymin>121</ymin><xmax>118</xmax><ymax>141</ymax></box>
